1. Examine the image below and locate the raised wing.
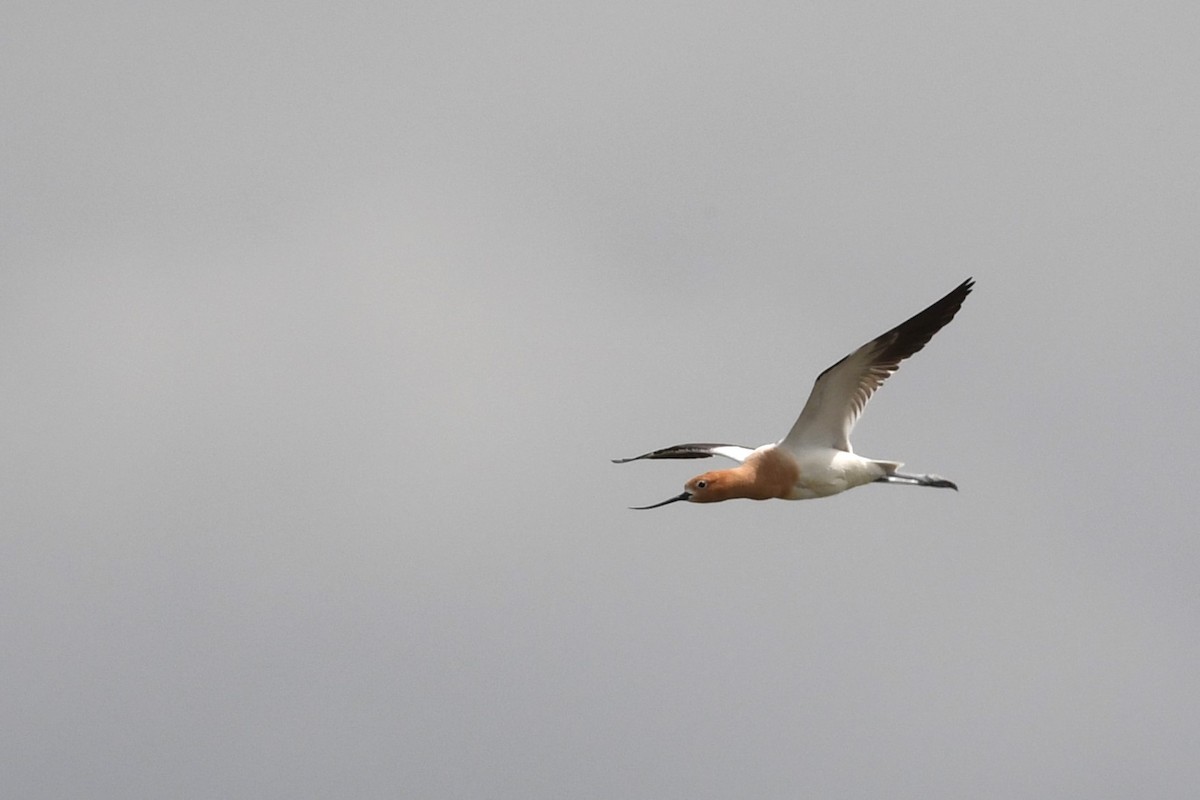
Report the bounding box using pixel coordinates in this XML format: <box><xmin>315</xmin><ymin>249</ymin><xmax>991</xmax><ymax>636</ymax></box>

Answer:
<box><xmin>612</xmin><ymin>443</ymin><xmax>755</xmax><ymax>464</ymax></box>
<box><xmin>781</xmin><ymin>278</ymin><xmax>973</xmax><ymax>453</ymax></box>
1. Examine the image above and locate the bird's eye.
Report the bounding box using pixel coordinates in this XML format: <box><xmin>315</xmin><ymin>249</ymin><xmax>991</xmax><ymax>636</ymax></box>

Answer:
<box><xmin>696</xmin><ymin>480</ymin><xmax>708</xmax><ymax>489</ymax></box>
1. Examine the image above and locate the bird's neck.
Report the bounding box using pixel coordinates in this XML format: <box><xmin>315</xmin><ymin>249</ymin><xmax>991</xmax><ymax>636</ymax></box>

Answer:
<box><xmin>727</xmin><ymin>449</ymin><xmax>800</xmax><ymax>501</ymax></box>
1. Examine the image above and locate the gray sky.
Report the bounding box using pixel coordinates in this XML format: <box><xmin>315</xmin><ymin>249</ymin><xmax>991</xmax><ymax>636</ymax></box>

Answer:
<box><xmin>4</xmin><ymin>2</ymin><xmax>1199</xmax><ymax>798</ymax></box>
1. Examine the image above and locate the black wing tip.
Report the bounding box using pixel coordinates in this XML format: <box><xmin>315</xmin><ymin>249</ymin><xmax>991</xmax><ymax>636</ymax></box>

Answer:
<box><xmin>952</xmin><ymin>277</ymin><xmax>975</xmax><ymax>302</ymax></box>
<box><xmin>935</xmin><ymin>277</ymin><xmax>975</xmax><ymax>312</ymax></box>
<box><xmin>875</xmin><ymin>277</ymin><xmax>975</xmax><ymax>362</ymax></box>
<box><xmin>611</xmin><ymin>443</ymin><xmax>745</xmax><ymax>463</ymax></box>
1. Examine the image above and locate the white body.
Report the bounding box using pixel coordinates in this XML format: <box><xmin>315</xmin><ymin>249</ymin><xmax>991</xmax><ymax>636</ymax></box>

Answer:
<box><xmin>782</xmin><ymin>447</ymin><xmax>895</xmax><ymax>500</ymax></box>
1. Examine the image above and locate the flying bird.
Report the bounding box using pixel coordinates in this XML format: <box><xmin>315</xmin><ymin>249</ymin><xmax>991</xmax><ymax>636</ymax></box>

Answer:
<box><xmin>615</xmin><ymin>278</ymin><xmax>973</xmax><ymax>509</ymax></box>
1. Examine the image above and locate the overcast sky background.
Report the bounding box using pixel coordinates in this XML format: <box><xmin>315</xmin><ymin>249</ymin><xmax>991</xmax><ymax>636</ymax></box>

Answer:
<box><xmin>3</xmin><ymin>2</ymin><xmax>1199</xmax><ymax>798</ymax></box>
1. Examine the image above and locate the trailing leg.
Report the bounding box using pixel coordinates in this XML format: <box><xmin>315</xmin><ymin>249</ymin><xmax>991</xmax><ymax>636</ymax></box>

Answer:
<box><xmin>875</xmin><ymin>471</ymin><xmax>958</xmax><ymax>491</ymax></box>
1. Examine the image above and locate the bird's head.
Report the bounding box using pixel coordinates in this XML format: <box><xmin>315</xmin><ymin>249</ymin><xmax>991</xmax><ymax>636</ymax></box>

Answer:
<box><xmin>630</xmin><ymin>470</ymin><xmax>738</xmax><ymax>509</ymax></box>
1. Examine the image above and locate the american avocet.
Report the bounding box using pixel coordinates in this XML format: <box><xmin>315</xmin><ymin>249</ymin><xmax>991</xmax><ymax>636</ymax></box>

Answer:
<box><xmin>615</xmin><ymin>278</ymin><xmax>973</xmax><ymax>509</ymax></box>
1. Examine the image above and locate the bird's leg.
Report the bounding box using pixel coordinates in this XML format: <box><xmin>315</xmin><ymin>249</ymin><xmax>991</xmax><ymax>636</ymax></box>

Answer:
<box><xmin>877</xmin><ymin>472</ymin><xmax>958</xmax><ymax>491</ymax></box>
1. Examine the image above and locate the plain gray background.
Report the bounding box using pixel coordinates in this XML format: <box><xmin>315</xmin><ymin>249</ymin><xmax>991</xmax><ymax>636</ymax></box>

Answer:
<box><xmin>4</xmin><ymin>2</ymin><xmax>1198</xmax><ymax>798</ymax></box>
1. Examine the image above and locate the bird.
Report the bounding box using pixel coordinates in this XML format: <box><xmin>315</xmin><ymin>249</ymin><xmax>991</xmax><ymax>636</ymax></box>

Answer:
<box><xmin>614</xmin><ymin>278</ymin><xmax>973</xmax><ymax>509</ymax></box>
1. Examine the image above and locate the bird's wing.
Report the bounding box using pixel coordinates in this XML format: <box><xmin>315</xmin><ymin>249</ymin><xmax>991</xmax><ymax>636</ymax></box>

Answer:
<box><xmin>612</xmin><ymin>443</ymin><xmax>755</xmax><ymax>464</ymax></box>
<box><xmin>780</xmin><ymin>278</ymin><xmax>973</xmax><ymax>453</ymax></box>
